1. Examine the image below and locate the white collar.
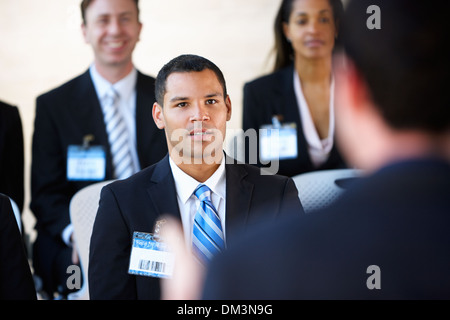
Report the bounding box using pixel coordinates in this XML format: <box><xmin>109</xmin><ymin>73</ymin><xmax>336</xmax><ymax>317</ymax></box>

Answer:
<box><xmin>293</xmin><ymin>69</ymin><xmax>335</xmax><ymax>151</ymax></box>
<box><xmin>169</xmin><ymin>155</ymin><xmax>226</xmax><ymax>205</ymax></box>
<box><xmin>89</xmin><ymin>64</ymin><xmax>137</xmax><ymax>102</ymax></box>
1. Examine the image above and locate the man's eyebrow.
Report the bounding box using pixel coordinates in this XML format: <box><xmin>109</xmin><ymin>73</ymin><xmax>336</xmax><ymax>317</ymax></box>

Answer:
<box><xmin>119</xmin><ymin>11</ymin><xmax>135</xmax><ymax>18</ymax></box>
<box><xmin>169</xmin><ymin>92</ymin><xmax>223</xmax><ymax>103</ymax></box>
<box><xmin>96</xmin><ymin>13</ymin><xmax>109</xmax><ymax>19</ymax></box>
<box><xmin>205</xmin><ymin>92</ymin><xmax>223</xmax><ymax>98</ymax></box>
<box><xmin>96</xmin><ymin>11</ymin><xmax>134</xmax><ymax>18</ymax></box>
<box><xmin>169</xmin><ymin>96</ymin><xmax>189</xmax><ymax>103</ymax></box>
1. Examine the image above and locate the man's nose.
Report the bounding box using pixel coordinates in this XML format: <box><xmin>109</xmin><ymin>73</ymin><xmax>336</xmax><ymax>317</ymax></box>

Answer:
<box><xmin>190</xmin><ymin>103</ymin><xmax>210</xmax><ymax>122</ymax></box>
<box><xmin>107</xmin><ymin>18</ymin><xmax>122</xmax><ymax>35</ymax></box>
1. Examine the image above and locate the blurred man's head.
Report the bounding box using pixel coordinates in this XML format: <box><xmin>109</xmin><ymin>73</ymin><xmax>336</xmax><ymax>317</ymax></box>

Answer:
<box><xmin>81</xmin><ymin>0</ymin><xmax>140</xmax><ymax>25</ymax></box>
<box><xmin>81</xmin><ymin>0</ymin><xmax>142</xmax><ymax>75</ymax></box>
<box><xmin>334</xmin><ymin>0</ymin><xmax>450</xmax><ymax>169</ymax></box>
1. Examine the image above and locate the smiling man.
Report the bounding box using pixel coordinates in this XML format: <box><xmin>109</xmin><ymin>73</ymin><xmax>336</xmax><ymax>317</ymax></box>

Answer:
<box><xmin>88</xmin><ymin>54</ymin><xmax>305</xmax><ymax>300</ymax></box>
<box><xmin>81</xmin><ymin>0</ymin><xmax>141</xmax><ymax>81</ymax></box>
<box><xmin>31</xmin><ymin>0</ymin><xmax>167</xmax><ymax>299</ymax></box>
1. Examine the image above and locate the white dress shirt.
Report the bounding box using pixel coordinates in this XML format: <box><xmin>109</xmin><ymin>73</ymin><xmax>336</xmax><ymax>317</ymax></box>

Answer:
<box><xmin>169</xmin><ymin>155</ymin><xmax>227</xmax><ymax>247</ymax></box>
<box><xmin>293</xmin><ymin>70</ymin><xmax>335</xmax><ymax>168</ymax></box>
<box><xmin>89</xmin><ymin>64</ymin><xmax>141</xmax><ymax>174</ymax></box>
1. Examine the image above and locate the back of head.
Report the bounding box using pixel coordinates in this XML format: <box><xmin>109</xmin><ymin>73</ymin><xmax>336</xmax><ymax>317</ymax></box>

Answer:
<box><xmin>155</xmin><ymin>54</ymin><xmax>228</xmax><ymax>106</ymax></box>
<box><xmin>341</xmin><ymin>0</ymin><xmax>450</xmax><ymax>133</ymax></box>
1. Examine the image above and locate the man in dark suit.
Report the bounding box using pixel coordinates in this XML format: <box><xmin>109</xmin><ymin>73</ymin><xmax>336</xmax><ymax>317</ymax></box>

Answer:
<box><xmin>0</xmin><ymin>193</ymin><xmax>36</xmax><ymax>300</ymax></box>
<box><xmin>88</xmin><ymin>54</ymin><xmax>304</xmax><ymax>299</ymax></box>
<box><xmin>199</xmin><ymin>0</ymin><xmax>450</xmax><ymax>299</ymax></box>
<box><xmin>0</xmin><ymin>100</ymin><xmax>24</xmax><ymax>214</ymax></box>
<box><xmin>31</xmin><ymin>0</ymin><xmax>166</xmax><ymax>298</ymax></box>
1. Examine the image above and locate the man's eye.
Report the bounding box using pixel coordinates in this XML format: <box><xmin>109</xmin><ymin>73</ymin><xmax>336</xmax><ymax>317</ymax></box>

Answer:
<box><xmin>177</xmin><ymin>102</ymin><xmax>187</xmax><ymax>108</ymax></box>
<box><xmin>120</xmin><ymin>16</ymin><xmax>132</xmax><ymax>23</ymax></box>
<box><xmin>205</xmin><ymin>99</ymin><xmax>217</xmax><ymax>105</ymax></box>
<box><xmin>97</xmin><ymin>17</ymin><xmax>109</xmax><ymax>25</ymax></box>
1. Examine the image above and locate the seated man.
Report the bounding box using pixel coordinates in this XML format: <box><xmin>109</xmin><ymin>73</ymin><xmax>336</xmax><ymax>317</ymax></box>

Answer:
<box><xmin>88</xmin><ymin>54</ymin><xmax>304</xmax><ymax>300</ymax></box>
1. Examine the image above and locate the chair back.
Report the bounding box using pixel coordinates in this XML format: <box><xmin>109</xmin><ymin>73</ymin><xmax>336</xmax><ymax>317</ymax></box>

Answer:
<box><xmin>68</xmin><ymin>180</ymin><xmax>115</xmax><ymax>300</ymax></box>
<box><xmin>292</xmin><ymin>169</ymin><xmax>362</xmax><ymax>214</ymax></box>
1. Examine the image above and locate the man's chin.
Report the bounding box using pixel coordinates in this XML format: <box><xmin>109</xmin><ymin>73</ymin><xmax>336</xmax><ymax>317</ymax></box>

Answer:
<box><xmin>170</xmin><ymin>152</ymin><xmax>222</xmax><ymax>166</ymax></box>
<box><xmin>98</xmin><ymin>55</ymin><xmax>133</xmax><ymax>69</ymax></box>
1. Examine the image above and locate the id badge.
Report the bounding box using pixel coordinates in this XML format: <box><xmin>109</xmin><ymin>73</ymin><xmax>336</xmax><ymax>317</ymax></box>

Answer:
<box><xmin>128</xmin><ymin>231</ymin><xmax>175</xmax><ymax>278</ymax></box>
<box><xmin>67</xmin><ymin>145</ymin><xmax>106</xmax><ymax>181</ymax></box>
<box><xmin>259</xmin><ymin>122</ymin><xmax>298</xmax><ymax>162</ymax></box>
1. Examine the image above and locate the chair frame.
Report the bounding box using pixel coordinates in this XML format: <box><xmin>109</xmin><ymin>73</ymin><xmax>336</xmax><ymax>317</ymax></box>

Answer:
<box><xmin>292</xmin><ymin>169</ymin><xmax>362</xmax><ymax>214</ymax></box>
<box><xmin>68</xmin><ymin>180</ymin><xmax>115</xmax><ymax>300</ymax></box>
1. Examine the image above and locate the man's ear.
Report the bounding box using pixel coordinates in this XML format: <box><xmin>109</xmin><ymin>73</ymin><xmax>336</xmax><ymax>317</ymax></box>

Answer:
<box><xmin>81</xmin><ymin>23</ymin><xmax>89</xmax><ymax>44</ymax></box>
<box><xmin>334</xmin><ymin>53</ymin><xmax>373</xmax><ymax>116</ymax></box>
<box><xmin>225</xmin><ymin>95</ymin><xmax>232</xmax><ymax>121</ymax></box>
<box><xmin>137</xmin><ymin>21</ymin><xmax>143</xmax><ymax>42</ymax></box>
<box><xmin>152</xmin><ymin>102</ymin><xmax>165</xmax><ymax>129</ymax></box>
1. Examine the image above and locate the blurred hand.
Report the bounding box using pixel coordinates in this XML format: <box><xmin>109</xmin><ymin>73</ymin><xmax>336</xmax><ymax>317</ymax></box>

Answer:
<box><xmin>160</xmin><ymin>216</ymin><xmax>205</xmax><ymax>300</ymax></box>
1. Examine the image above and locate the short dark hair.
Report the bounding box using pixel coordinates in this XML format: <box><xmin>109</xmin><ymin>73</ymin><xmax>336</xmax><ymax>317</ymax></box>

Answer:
<box><xmin>273</xmin><ymin>0</ymin><xmax>344</xmax><ymax>71</ymax></box>
<box><xmin>80</xmin><ymin>0</ymin><xmax>140</xmax><ymax>25</ymax></box>
<box><xmin>155</xmin><ymin>54</ymin><xmax>228</xmax><ymax>106</ymax></box>
<box><xmin>341</xmin><ymin>0</ymin><xmax>450</xmax><ymax>133</ymax></box>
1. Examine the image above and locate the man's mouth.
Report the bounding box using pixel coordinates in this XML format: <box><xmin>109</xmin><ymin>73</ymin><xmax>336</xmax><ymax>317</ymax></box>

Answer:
<box><xmin>189</xmin><ymin>129</ymin><xmax>214</xmax><ymax>141</ymax></box>
<box><xmin>106</xmin><ymin>40</ymin><xmax>126</xmax><ymax>49</ymax></box>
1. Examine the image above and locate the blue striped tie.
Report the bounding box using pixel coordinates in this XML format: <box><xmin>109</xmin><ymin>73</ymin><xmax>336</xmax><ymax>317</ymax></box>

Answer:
<box><xmin>192</xmin><ymin>184</ymin><xmax>225</xmax><ymax>264</ymax></box>
<box><xmin>103</xmin><ymin>87</ymin><xmax>134</xmax><ymax>180</ymax></box>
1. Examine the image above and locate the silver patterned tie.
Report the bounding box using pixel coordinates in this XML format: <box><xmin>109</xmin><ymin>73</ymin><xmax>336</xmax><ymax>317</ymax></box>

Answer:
<box><xmin>103</xmin><ymin>87</ymin><xmax>134</xmax><ymax>180</ymax></box>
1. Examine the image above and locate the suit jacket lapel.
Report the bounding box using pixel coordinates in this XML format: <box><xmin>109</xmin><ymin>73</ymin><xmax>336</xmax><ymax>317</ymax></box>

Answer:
<box><xmin>71</xmin><ymin>70</ymin><xmax>114</xmax><ymax>178</ymax></box>
<box><xmin>135</xmin><ymin>71</ymin><xmax>156</xmax><ymax>169</ymax></box>
<box><xmin>145</xmin><ymin>155</ymin><xmax>255</xmax><ymax>242</ymax></box>
<box><xmin>225</xmin><ymin>157</ymin><xmax>254</xmax><ymax>242</ymax></box>
<box><xmin>279</xmin><ymin>65</ymin><xmax>314</xmax><ymax>169</ymax></box>
<box><xmin>146</xmin><ymin>155</ymin><xmax>181</xmax><ymax>221</ymax></box>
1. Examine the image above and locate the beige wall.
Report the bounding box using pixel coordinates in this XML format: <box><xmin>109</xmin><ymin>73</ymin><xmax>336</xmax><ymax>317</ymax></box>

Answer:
<box><xmin>0</xmin><ymin>0</ymin><xmax>283</xmax><ymax>239</ymax></box>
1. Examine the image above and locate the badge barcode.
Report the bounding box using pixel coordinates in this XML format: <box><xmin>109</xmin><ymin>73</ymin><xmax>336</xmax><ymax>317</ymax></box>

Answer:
<box><xmin>139</xmin><ymin>259</ymin><xmax>166</xmax><ymax>273</ymax></box>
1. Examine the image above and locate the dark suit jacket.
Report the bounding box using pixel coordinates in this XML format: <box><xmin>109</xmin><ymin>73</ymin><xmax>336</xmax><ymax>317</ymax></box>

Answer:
<box><xmin>89</xmin><ymin>154</ymin><xmax>304</xmax><ymax>300</ymax></box>
<box><xmin>31</xmin><ymin>69</ymin><xmax>167</xmax><ymax>237</ymax></box>
<box><xmin>203</xmin><ymin>157</ymin><xmax>450</xmax><ymax>299</ymax></box>
<box><xmin>0</xmin><ymin>194</ymin><xmax>36</xmax><ymax>299</ymax></box>
<box><xmin>0</xmin><ymin>101</ymin><xmax>24</xmax><ymax>213</ymax></box>
<box><xmin>243</xmin><ymin>65</ymin><xmax>346</xmax><ymax>177</ymax></box>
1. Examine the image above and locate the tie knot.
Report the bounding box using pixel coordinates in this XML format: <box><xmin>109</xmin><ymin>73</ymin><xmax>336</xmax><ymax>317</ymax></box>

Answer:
<box><xmin>104</xmin><ymin>87</ymin><xmax>119</xmax><ymax>106</ymax></box>
<box><xmin>194</xmin><ymin>184</ymin><xmax>211</xmax><ymax>202</ymax></box>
